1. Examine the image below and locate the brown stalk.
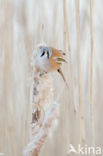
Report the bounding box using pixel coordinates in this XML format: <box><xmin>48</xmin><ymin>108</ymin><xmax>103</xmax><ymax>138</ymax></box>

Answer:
<box><xmin>75</xmin><ymin>0</ymin><xmax>86</xmax><ymax>145</ymax></box>
<box><xmin>90</xmin><ymin>0</ymin><xmax>95</xmax><ymax>152</ymax></box>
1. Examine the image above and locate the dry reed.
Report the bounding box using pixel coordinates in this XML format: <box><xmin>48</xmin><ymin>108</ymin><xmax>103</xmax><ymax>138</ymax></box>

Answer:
<box><xmin>24</xmin><ymin>103</ymin><xmax>59</xmax><ymax>156</ymax></box>
<box><xmin>63</xmin><ymin>0</ymin><xmax>76</xmax><ymax>113</ymax></box>
<box><xmin>0</xmin><ymin>1</ymin><xmax>102</xmax><ymax>156</ymax></box>
<box><xmin>90</xmin><ymin>0</ymin><xmax>95</xmax><ymax>152</ymax></box>
<box><xmin>75</xmin><ymin>0</ymin><xmax>86</xmax><ymax>145</ymax></box>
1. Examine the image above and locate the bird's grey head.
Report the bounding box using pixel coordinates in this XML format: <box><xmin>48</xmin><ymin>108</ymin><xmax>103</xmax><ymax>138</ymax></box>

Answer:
<box><xmin>38</xmin><ymin>46</ymin><xmax>52</xmax><ymax>59</ymax></box>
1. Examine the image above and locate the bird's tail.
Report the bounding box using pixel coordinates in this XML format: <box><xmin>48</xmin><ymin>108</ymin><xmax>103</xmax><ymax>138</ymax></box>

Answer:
<box><xmin>57</xmin><ymin>68</ymin><xmax>69</xmax><ymax>88</ymax></box>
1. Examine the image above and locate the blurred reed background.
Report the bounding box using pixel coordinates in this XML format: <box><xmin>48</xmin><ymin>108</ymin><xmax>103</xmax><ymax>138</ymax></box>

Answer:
<box><xmin>0</xmin><ymin>0</ymin><xmax>103</xmax><ymax>155</ymax></box>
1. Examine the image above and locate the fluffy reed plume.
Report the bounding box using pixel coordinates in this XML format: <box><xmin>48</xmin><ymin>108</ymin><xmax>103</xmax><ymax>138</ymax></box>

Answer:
<box><xmin>24</xmin><ymin>45</ymin><xmax>59</xmax><ymax>156</ymax></box>
<box><xmin>75</xmin><ymin>0</ymin><xmax>86</xmax><ymax>145</ymax></box>
<box><xmin>24</xmin><ymin>103</ymin><xmax>59</xmax><ymax>156</ymax></box>
<box><xmin>90</xmin><ymin>0</ymin><xmax>95</xmax><ymax>150</ymax></box>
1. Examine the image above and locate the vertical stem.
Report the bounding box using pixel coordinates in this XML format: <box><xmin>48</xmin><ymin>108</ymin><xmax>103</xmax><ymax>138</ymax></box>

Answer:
<box><xmin>63</xmin><ymin>0</ymin><xmax>67</xmax><ymax>52</ymax></box>
<box><xmin>90</xmin><ymin>0</ymin><xmax>95</xmax><ymax>151</ymax></box>
<box><xmin>75</xmin><ymin>0</ymin><xmax>86</xmax><ymax>145</ymax></box>
<box><xmin>63</xmin><ymin>0</ymin><xmax>77</xmax><ymax>113</ymax></box>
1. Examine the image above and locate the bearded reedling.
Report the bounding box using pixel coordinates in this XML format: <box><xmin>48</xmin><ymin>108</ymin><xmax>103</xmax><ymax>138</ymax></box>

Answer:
<box><xmin>33</xmin><ymin>45</ymin><xmax>69</xmax><ymax>88</ymax></box>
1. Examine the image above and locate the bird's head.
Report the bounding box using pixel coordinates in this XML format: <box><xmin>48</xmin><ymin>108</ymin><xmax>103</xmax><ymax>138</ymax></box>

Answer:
<box><xmin>38</xmin><ymin>46</ymin><xmax>52</xmax><ymax>59</ymax></box>
<box><xmin>32</xmin><ymin>44</ymin><xmax>67</xmax><ymax>72</ymax></box>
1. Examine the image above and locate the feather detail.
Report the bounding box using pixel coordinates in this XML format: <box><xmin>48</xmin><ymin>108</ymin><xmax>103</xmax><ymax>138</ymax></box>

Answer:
<box><xmin>56</xmin><ymin>57</ymin><xmax>67</xmax><ymax>63</ymax></box>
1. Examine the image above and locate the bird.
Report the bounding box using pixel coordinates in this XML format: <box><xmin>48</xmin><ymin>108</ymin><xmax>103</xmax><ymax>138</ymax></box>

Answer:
<box><xmin>33</xmin><ymin>45</ymin><xmax>69</xmax><ymax>88</ymax></box>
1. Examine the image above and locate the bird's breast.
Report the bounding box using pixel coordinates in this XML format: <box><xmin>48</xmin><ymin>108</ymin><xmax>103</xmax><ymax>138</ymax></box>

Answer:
<box><xmin>37</xmin><ymin>58</ymin><xmax>51</xmax><ymax>73</ymax></box>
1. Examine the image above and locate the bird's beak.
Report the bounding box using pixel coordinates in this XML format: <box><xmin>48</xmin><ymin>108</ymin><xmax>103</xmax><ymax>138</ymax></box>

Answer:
<box><xmin>45</xmin><ymin>51</ymin><xmax>47</xmax><ymax>54</ymax></box>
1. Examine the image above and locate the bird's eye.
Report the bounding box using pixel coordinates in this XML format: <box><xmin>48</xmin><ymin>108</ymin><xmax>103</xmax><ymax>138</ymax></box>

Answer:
<box><xmin>40</xmin><ymin>51</ymin><xmax>45</xmax><ymax>57</ymax></box>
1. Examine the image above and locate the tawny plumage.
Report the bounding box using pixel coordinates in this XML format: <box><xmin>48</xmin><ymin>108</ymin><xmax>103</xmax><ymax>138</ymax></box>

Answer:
<box><xmin>49</xmin><ymin>47</ymin><xmax>67</xmax><ymax>72</ymax></box>
<box><xmin>34</xmin><ymin>45</ymin><xmax>69</xmax><ymax>88</ymax></box>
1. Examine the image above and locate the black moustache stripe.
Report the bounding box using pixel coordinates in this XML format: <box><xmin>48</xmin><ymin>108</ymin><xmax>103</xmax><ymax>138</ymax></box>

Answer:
<box><xmin>40</xmin><ymin>51</ymin><xmax>45</xmax><ymax>57</ymax></box>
